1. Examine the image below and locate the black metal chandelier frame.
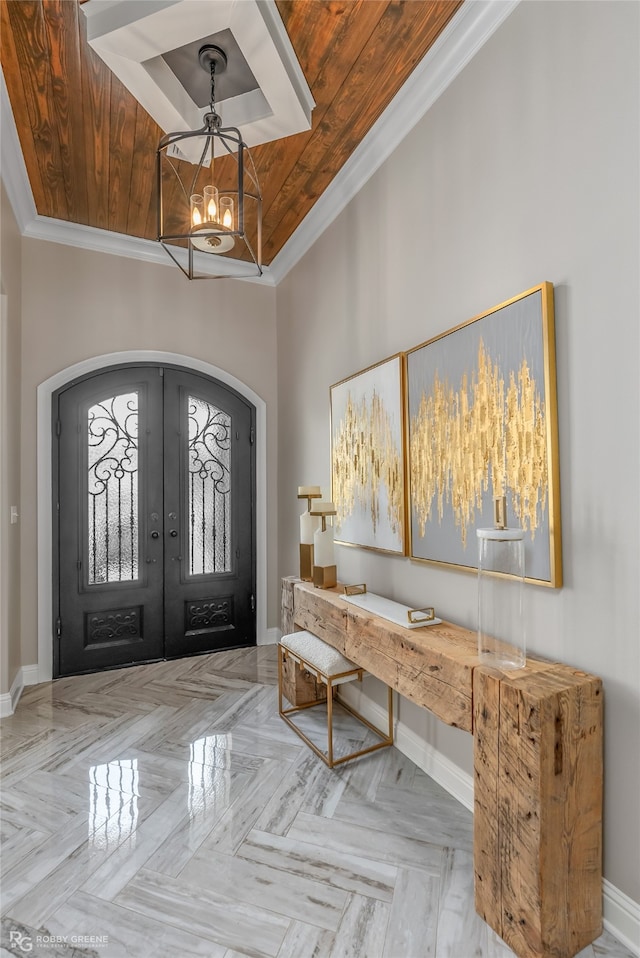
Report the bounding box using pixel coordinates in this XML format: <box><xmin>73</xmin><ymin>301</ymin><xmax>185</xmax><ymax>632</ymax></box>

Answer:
<box><xmin>156</xmin><ymin>44</ymin><xmax>262</xmax><ymax>280</ymax></box>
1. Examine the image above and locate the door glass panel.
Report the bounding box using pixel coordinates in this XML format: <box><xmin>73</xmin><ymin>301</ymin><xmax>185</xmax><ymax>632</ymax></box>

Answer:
<box><xmin>87</xmin><ymin>392</ymin><xmax>139</xmax><ymax>584</ymax></box>
<box><xmin>188</xmin><ymin>395</ymin><xmax>231</xmax><ymax>575</ymax></box>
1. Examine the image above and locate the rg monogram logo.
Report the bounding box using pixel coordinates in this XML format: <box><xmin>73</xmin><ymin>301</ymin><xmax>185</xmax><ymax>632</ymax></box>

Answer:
<box><xmin>9</xmin><ymin>931</ymin><xmax>33</xmax><ymax>952</ymax></box>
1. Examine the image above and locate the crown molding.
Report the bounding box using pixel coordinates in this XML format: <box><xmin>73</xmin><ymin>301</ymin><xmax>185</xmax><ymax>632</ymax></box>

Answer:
<box><xmin>22</xmin><ymin>215</ymin><xmax>277</xmax><ymax>286</ymax></box>
<box><xmin>1</xmin><ymin>1</ymin><xmax>519</xmax><ymax>289</ymax></box>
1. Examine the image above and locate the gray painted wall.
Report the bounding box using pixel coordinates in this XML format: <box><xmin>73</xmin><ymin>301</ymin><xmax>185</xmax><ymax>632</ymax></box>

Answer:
<box><xmin>276</xmin><ymin>0</ymin><xmax>640</xmax><ymax>903</ymax></box>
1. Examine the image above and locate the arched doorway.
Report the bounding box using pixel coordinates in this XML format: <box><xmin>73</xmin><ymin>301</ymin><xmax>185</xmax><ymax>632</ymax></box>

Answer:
<box><xmin>37</xmin><ymin>351</ymin><xmax>268</xmax><ymax>683</ymax></box>
<box><xmin>53</xmin><ymin>363</ymin><xmax>256</xmax><ymax>677</ymax></box>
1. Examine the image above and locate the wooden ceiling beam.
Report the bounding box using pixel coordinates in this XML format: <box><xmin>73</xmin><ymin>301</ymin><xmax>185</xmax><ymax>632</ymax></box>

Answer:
<box><xmin>3</xmin><ymin>0</ymin><xmax>70</xmax><ymax>220</ymax></box>
<box><xmin>130</xmin><ymin>103</ymin><xmax>161</xmax><ymax>241</ymax></box>
<box><xmin>41</xmin><ymin>0</ymin><xmax>90</xmax><ymax>226</ymax></box>
<box><xmin>107</xmin><ymin>72</ymin><xmax>138</xmax><ymax>236</ymax></box>
<box><xmin>78</xmin><ymin>6</ymin><xmax>112</xmax><ymax>231</ymax></box>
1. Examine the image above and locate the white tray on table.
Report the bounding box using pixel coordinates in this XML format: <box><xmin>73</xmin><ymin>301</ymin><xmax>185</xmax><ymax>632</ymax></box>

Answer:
<box><xmin>339</xmin><ymin>591</ymin><xmax>441</xmax><ymax>629</ymax></box>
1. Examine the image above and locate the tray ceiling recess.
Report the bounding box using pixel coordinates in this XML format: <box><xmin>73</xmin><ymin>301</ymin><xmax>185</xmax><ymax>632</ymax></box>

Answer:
<box><xmin>82</xmin><ymin>0</ymin><xmax>315</xmax><ymax>163</ymax></box>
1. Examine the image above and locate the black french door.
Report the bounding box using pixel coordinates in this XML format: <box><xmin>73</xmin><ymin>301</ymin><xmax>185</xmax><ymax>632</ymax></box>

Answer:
<box><xmin>54</xmin><ymin>364</ymin><xmax>255</xmax><ymax>678</ymax></box>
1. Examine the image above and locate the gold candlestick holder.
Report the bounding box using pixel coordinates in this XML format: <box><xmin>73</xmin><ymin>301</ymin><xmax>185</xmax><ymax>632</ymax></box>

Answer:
<box><xmin>297</xmin><ymin>486</ymin><xmax>322</xmax><ymax>581</ymax></box>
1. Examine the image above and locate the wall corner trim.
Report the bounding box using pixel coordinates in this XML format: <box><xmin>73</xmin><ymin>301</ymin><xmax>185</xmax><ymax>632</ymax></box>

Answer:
<box><xmin>0</xmin><ymin>668</ymin><xmax>22</xmax><ymax>718</ymax></box>
<box><xmin>0</xmin><ymin>663</ymin><xmax>39</xmax><ymax>717</ymax></box>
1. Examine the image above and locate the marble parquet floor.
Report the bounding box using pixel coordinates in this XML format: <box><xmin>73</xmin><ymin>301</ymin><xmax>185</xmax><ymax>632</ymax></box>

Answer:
<box><xmin>0</xmin><ymin>646</ymin><xmax>633</xmax><ymax>958</ymax></box>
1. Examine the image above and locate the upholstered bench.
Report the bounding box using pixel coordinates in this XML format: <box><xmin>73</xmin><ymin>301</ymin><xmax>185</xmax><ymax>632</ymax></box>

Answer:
<box><xmin>277</xmin><ymin>630</ymin><xmax>393</xmax><ymax>768</ymax></box>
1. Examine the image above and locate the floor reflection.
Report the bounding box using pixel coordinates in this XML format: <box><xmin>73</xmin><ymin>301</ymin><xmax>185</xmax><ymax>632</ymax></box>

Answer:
<box><xmin>88</xmin><ymin>759</ymin><xmax>139</xmax><ymax>849</ymax></box>
<box><xmin>86</xmin><ymin>736</ymin><xmax>235</xmax><ymax>850</ymax></box>
<box><xmin>188</xmin><ymin>735</ymin><xmax>231</xmax><ymax>818</ymax></box>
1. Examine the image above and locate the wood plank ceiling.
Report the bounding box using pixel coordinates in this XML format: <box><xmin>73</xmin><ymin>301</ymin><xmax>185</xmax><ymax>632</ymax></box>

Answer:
<box><xmin>1</xmin><ymin>0</ymin><xmax>463</xmax><ymax>267</ymax></box>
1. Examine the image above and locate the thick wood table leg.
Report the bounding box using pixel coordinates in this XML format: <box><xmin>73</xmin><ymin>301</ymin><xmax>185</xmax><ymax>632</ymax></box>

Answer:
<box><xmin>281</xmin><ymin>575</ymin><xmax>299</xmax><ymax>636</ymax></box>
<box><xmin>474</xmin><ymin>666</ymin><xmax>603</xmax><ymax>958</ymax></box>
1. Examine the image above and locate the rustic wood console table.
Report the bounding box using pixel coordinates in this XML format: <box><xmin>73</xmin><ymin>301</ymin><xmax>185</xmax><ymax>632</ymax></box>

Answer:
<box><xmin>281</xmin><ymin>577</ymin><xmax>603</xmax><ymax>958</ymax></box>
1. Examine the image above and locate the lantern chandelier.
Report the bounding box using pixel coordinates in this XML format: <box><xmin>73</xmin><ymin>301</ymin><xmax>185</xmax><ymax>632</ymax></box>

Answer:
<box><xmin>157</xmin><ymin>44</ymin><xmax>262</xmax><ymax>280</ymax></box>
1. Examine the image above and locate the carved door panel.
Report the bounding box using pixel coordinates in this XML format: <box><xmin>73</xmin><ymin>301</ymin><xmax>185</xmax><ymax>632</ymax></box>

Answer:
<box><xmin>54</xmin><ymin>365</ymin><xmax>255</xmax><ymax>678</ymax></box>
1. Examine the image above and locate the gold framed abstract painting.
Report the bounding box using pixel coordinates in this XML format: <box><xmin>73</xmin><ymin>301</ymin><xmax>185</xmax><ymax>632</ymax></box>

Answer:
<box><xmin>331</xmin><ymin>354</ymin><xmax>406</xmax><ymax>555</ymax></box>
<box><xmin>406</xmin><ymin>282</ymin><xmax>562</xmax><ymax>586</ymax></box>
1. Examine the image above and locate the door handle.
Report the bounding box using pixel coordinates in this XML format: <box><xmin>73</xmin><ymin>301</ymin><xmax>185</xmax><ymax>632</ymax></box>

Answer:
<box><xmin>150</xmin><ymin>530</ymin><xmax>159</xmax><ymax>539</ymax></box>
<box><xmin>169</xmin><ymin>529</ymin><xmax>178</xmax><ymax>538</ymax></box>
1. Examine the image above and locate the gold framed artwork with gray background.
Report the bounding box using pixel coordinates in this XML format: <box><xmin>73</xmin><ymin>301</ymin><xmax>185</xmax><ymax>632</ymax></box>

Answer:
<box><xmin>331</xmin><ymin>354</ymin><xmax>406</xmax><ymax>555</ymax></box>
<box><xmin>405</xmin><ymin>283</ymin><xmax>562</xmax><ymax>587</ymax></box>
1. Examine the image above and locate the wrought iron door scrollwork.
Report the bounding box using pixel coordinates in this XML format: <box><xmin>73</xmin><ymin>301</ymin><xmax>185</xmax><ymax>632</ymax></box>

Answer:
<box><xmin>188</xmin><ymin>397</ymin><xmax>232</xmax><ymax>575</ymax></box>
<box><xmin>87</xmin><ymin>392</ymin><xmax>139</xmax><ymax>584</ymax></box>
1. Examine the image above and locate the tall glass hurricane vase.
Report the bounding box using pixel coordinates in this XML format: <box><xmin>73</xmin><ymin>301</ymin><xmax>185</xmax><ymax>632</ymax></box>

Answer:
<box><xmin>477</xmin><ymin>528</ymin><xmax>526</xmax><ymax>670</ymax></box>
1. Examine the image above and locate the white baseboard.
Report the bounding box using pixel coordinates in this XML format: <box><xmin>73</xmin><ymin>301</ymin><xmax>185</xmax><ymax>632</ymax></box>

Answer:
<box><xmin>0</xmin><ymin>669</ymin><xmax>23</xmax><ymax>718</ymax></box>
<box><xmin>393</xmin><ymin>714</ymin><xmax>475</xmax><ymax>812</ymax></box>
<box><xmin>340</xmin><ymin>686</ymin><xmax>639</xmax><ymax>953</ymax></box>
<box><xmin>259</xmin><ymin>626</ymin><xmax>280</xmax><ymax>646</ymax></box>
<box><xmin>0</xmin><ymin>663</ymin><xmax>39</xmax><ymax>717</ymax></box>
<box><xmin>603</xmin><ymin>879</ymin><xmax>640</xmax><ymax>956</ymax></box>
<box><xmin>21</xmin><ymin>664</ymin><xmax>40</xmax><ymax>686</ymax></box>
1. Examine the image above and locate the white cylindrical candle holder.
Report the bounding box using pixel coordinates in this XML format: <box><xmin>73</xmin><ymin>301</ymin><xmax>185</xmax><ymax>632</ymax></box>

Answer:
<box><xmin>310</xmin><ymin>501</ymin><xmax>337</xmax><ymax>588</ymax></box>
<box><xmin>477</xmin><ymin>527</ymin><xmax>526</xmax><ymax>670</ymax></box>
<box><xmin>313</xmin><ymin>525</ymin><xmax>334</xmax><ymax>567</ymax></box>
<box><xmin>300</xmin><ymin>511</ymin><xmax>320</xmax><ymax>545</ymax></box>
<box><xmin>298</xmin><ymin>485</ymin><xmax>322</xmax><ymax>498</ymax></box>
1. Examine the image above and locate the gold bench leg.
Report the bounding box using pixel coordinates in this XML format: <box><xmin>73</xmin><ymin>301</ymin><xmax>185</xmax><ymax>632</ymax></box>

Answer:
<box><xmin>277</xmin><ymin>643</ymin><xmax>285</xmax><ymax>717</ymax></box>
<box><xmin>327</xmin><ymin>682</ymin><xmax>334</xmax><ymax>767</ymax></box>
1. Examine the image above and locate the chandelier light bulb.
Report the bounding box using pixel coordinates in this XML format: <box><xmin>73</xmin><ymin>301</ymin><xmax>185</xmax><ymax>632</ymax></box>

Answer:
<box><xmin>220</xmin><ymin>195</ymin><xmax>234</xmax><ymax>230</ymax></box>
<box><xmin>204</xmin><ymin>185</ymin><xmax>218</xmax><ymax>222</ymax></box>
<box><xmin>190</xmin><ymin>194</ymin><xmax>204</xmax><ymax>228</ymax></box>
